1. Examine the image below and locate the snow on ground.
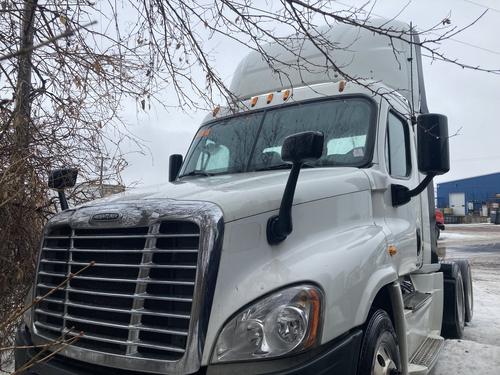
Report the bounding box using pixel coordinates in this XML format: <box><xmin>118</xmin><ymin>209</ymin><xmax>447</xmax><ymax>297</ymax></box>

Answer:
<box><xmin>432</xmin><ymin>223</ymin><xmax>500</xmax><ymax>375</ymax></box>
<box><xmin>434</xmin><ymin>340</ymin><xmax>500</xmax><ymax>375</ymax></box>
<box><xmin>439</xmin><ymin>223</ymin><xmax>500</xmax><ymax>246</ymax></box>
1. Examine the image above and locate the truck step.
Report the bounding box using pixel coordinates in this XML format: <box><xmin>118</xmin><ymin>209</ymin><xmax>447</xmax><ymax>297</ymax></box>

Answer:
<box><xmin>408</xmin><ymin>336</ymin><xmax>444</xmax><ymax>374</ymax></box>
<box><xmin>403</xmin><ymin>291</ymin><xmax>431</xmax><ymax>311</ymax></box>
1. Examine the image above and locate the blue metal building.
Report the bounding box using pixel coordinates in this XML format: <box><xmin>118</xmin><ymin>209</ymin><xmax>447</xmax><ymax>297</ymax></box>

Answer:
<box><xmin>436</xmin><ymin>172</ymin><xmax>500</xmax><ymax>215</ymax></box>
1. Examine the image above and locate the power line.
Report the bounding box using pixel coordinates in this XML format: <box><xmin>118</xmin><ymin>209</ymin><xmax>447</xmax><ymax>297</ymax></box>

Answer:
<box><xmin>332</xmin><ymin>0</ymin><xmax>500</xmax><ymax>57</ymax></box>
<box><xmin>427</xmin><ymin>32</ymin><xmax>500</xmax><ymax>56</ymax></box>
<box><xmin>461</xmin><ymin>0</ymin><xmax>500</xmax><ymax>14</ymax></box>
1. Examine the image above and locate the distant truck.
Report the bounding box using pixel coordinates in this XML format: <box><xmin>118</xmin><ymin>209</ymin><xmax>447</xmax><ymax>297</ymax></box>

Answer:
<box><xmin>16</xmin><ymin>19</ymin><xmax>473</xmax><ymax>375</ymax></box>
<box><xmin>435</xmin><ymin>209</ymin><xmax>445</xmax><ymax>239</ymax></box>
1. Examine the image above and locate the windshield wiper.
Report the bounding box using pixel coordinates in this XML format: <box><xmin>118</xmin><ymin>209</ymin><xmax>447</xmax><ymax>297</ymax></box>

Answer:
<box><xmin>254</xmin><ymin>163</ymin><xmax>315</xmax><ymax>172</ymax></box>
<box><xmin>178</xmin><ymin>170</ymin><xmax>215</xmax><ymax>178</ymax></box>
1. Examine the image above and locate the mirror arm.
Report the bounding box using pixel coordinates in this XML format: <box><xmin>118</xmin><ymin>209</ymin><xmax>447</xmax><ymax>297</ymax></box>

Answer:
<box><xmin>267</xmin><ymin>162</ymin><xmax>302</xmax><ymax>245</ymax></box>
<box><xmin>392</xmin><ymin>173</ymin><xmax>435</xmax><ymax>207</ymax></box>
<box><xmin>58</xmin><ymin>190</ymin><xmax>69</xmax><ymax>211</ymax></box>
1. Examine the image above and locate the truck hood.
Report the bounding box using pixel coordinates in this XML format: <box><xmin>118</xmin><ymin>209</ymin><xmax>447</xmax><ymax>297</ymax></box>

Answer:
<box><xmin>85</xmin><ymin>168</ymin><xmax>370</xmax><ymax>222</ymax></box>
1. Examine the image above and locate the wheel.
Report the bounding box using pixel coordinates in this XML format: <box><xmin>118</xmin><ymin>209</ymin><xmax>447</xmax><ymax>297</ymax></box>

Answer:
<box><xmin>435</xmin><ymin>225</ymin><xmax>441</xmax><ymax>240</ymax></box>
<box><xmin>455</xmin><ymin>259</ymin><xmax>473</xmax><ymax>323</ymax></box>
<box><xmin>358</xmin><ymin>309</ymin><xmax>401</xmax><ymax>375</ymax></box>
<box><xmin>441</xmin><ymin>262</ymin><xmax>465</xmax><ymax>338</ymax></box>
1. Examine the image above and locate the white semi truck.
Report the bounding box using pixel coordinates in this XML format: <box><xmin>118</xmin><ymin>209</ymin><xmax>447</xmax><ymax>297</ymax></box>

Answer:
<box><xmin>16</xmin><ymin>20</ymin><xmax>473</xmax><ymax>375</ymax></box>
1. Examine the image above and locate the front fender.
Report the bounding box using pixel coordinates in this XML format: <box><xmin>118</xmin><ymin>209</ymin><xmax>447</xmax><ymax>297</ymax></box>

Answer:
<box><xmin>202</xmin><ymin>191</ymin><xmax>396</xmax><ymax>364</ymax></box>
<box><xmin>354</xmin><ymin>266</ymin><xmax>399</xmax><ymax>325</ymax></box>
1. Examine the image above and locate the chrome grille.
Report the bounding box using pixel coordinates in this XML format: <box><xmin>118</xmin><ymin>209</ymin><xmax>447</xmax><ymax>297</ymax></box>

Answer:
<box><xmin>34</xmin><ymin>220</ymin><xmax>200</xmax><ymax>361</ymax></box>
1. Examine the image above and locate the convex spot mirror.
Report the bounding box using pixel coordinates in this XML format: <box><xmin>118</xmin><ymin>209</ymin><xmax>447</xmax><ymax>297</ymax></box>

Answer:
<box><xmin>48</xmin><ymin>168</ymin><xmax>78</xmax><ymax>190</ymax></box>
<box><xmin>281</xmin><ymin>131</ymin><xmax>324</xmax><ymax>164</ymax></box>
<box><xmin>417</xmin><ymin>114</ymin><xmax>450</xmax><ymax>175</ymax></box>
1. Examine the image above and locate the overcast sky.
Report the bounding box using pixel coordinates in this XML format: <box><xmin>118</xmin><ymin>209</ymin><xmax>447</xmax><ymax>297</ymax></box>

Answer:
<box><xmin>117</xmin><ymin>0</ymin><xmax>500</xmax><ymax>187</ymax></box>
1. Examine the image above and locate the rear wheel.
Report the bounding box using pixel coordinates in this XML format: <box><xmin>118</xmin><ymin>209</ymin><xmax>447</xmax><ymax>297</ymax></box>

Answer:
<box><xmin>455</xmin><ymin>259</ymin><xmax>473</xmax><ymax>323</ymax></box>
<box><xmin>358</xmin><ymin>309</ymin><xmax>401</xmax><ymax>375</ymax></box>
<box><xmin>441</xmin><ymin>262</ymin><xmax>465</xmax><ymax>338</ymax></box>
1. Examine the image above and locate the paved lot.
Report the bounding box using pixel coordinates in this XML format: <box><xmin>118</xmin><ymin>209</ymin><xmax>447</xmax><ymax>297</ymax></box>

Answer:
<box><xmin>432</xmin><ymin>223</ymin><xmax>500</xmax><ymax>375</ymax></box>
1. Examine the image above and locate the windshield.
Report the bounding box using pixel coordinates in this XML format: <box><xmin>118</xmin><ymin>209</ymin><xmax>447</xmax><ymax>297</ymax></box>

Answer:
<box><xmin>180</xmin><ymin>97</ymin><xmax>374</xmax><ymax>177</ymax></box>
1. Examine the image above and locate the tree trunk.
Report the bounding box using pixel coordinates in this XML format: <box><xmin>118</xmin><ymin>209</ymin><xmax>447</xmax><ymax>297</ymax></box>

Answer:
<box><xmin>12</xmin><ymin>0</ymin><xmax>36</xmax><ymax>176</ymax></box>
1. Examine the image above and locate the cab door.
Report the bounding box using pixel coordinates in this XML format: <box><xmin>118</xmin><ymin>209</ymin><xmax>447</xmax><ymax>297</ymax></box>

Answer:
<box><xmin>383</xmin><ymin>109</ymin><xmax>422</xmax><ymax>275</ymax></box>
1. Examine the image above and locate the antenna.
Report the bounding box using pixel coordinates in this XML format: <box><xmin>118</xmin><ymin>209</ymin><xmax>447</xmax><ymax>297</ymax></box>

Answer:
<box><xmin>409</xmin><ymin>22</ymin><xmax>417</xmax><ymax>126</ymax></box>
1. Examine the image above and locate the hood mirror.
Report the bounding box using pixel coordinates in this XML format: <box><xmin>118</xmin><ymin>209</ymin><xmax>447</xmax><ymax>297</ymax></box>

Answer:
<box><xmin>267</xmin><ymin>131</ymin><xmax>324</xmax><ymax>245</ymax></box>
<box><xmin>169</xmin><ymin>154</ymin><xmax>183</xmax><ymax>182</ymax></box>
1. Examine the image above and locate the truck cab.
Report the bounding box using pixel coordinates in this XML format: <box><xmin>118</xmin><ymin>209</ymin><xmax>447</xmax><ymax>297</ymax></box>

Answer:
<box><xmin>16</xmin><ymin>19</ymin><xmax>472</xmax><ymax>375</ymax></box>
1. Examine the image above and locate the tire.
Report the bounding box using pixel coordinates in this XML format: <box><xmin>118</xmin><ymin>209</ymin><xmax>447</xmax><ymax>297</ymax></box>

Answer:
<box><xmin>440</xmin><ymin>262</ymin><xmax>465</xmax><ymax>338</ymax></box>
<box><xmin>455</xmin><ymin>259</ymin><xmax>473</xmax><ymax>323</ymax></box>
<box><xmin>358</xmin><ymin>309</ymin><xmax>401</xmax><ymax>375</ymax></box>
<box><xmin>435</xmin><ymin>225</ymin><xmax>441</xmax><ymax>240</ymax></box>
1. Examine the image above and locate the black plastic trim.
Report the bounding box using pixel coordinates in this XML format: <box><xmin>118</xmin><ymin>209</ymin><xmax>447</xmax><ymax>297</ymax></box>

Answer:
<box><xmin>207</xmin><ymin>329</ymin><xmax>362</xmax><ymax>375</ymax></box>
<box><xmin>16</xmin><ymin>325</ymin><xmax>362</xmax><ymax>375</ymax></box>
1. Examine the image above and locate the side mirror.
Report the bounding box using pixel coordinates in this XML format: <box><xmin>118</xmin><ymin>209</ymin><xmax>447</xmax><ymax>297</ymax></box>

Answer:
<box><xmin>267</xmin><ymin>131</ymin><xmax>324</xmax><ymax>245</ymax></box>
<box><xmin>392</xmin><ymin>113</ymin><xmax>450</xmax><ymax>206</ymax></box>
<box><xmin>169</xmin><ymin>154</ymin><xmax>183</xmax><ymax>182</ymax></box>
<box><xmin>281</xmin><ymin>131</ymin><xmax>324</xmax><ymax>164</ymax></box>
<box><xmin>49</xmin><ymin>168</ymin><xmax>78</xmax><ymax>190</ymax></box>
<box><xmin>417</xmin><ymin>114</ymin><xmax>450</xmax><ymax>175</ymax></box>
<box><xmin>48</xmin><ymin>168</ymin><xmax>78</xmax><ymax>210</ymax></box>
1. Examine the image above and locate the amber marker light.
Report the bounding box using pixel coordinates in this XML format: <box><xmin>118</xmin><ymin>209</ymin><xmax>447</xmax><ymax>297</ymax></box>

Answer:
<box><xmin>195</xmin><ymin>128</ymin><xmax>211</xmax><ymax>138</ymax></box>
<box><xmin>303</xmin><ymin>288</ymin><xmax>322</xmax><ymax>349</ymax></box>
<box><xmin>282</xmin><ymin>89</ymin><xmax>291</xmax><ymax>101</ymax></box>
<box><xmin>250</xmin><ymin>96</ymin><xmax>259</xmax><ymax>107</ymax></box>
<box><xmin>339</xmin><ymin>80</ymin><xmax>346</xmax><ymax>92</ymax></box>
<box><xmin>388</xmin><ymin>245</ymin><xmax>398</xmax><ymax>257</ymax></box>
<box><xmin>266</xmin><ymin>93</ymin><xmax>274</xmax><ymax>104</ymax></box>
<box><xmin>212</xmin><ymin>105</ymin><xmax>220</xmax><ymax>117</ymax></box>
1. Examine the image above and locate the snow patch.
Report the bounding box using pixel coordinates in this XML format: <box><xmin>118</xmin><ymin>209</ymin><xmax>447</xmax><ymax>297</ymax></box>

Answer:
<box><xmin>432</xmin><ymin>340</ymin><xmax>500</xmax><ymax>375</ymax></box>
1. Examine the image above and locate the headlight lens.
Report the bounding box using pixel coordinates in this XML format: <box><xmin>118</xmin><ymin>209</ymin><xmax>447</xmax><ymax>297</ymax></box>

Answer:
<box><xmin>212</xmin><ymin>285</ymin><xmax>323</xmax><ymax>363</ymax></box>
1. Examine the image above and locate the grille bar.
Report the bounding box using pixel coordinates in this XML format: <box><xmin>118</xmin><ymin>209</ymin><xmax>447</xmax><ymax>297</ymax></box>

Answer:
<box><xmin>64</xmin><ymin>315</ymin><xmax>188</xmax><ymax>336</ymax></box>
<box><xmin>34</xmin><ymin>321</ymin><xmax>63</xmax><ymax>333</ymax></box>
<box><xmin>65</xmin><ymin>287</ymin><xmax>193</xmax><ymax>302</ymax></box>
<box><xmin>35</xmin><ymin>308</ymin><xmax>63</xmax><ymax>318</ymax></box>
<box><xmin>59</xmin><ymin>301</ymin><xmax>191</xmax><ymax>319</ymax></box>
<box><xmin>34</xmin><ymin>220</ymin><xmax>200</xmax><ymax>362</ymax></box>
<box><xmin>66</xmin><ymin>275</ymin><xmax>195</xmax><ymax>285</ymax></box>
<box><xmin>64</xmin><ymin>331</ymin><xmax>187</xmax><ymax>353</ymax></box>
<box><xmin>43</xmin><ymin>297</ymin><xmax>64</xmax><ymax>304</ymax></box>
<box><xmin>68</xmin><ymin>261</ymin><xmax>197</xmax><ymax>269</ymax></box>
<box><xmin>34</xmin><ymin>322</ymin><xmax>187</xmax><ymax>354</ymax></box>
<box><xmin>37</xmin><ymin>286</ymin><xmax>194</xmax><ymax>302</ymax></box>
<box><xmin>42</xmin><ymin>248</ymin><xmax>199</xmax><ymax>254</ymax></box>
<box><xmin>45</xmin><ymin>234</ymin><xmax>199</xmax><ymax>240</ymax></box>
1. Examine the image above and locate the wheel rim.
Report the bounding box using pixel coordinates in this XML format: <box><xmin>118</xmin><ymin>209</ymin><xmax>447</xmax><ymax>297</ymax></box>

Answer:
<box><xmin>457</xmin><ymin>275</ymin><xmax>465</xmax><ymax>327</ymax></box>
<box><xmin>467</xmin><ymin>268</ymin><xmax>473</xmax><ymax>314</ymax></box>
<box><xmin>373</xmin><ymin>341</ymin><xmax>397</xmax><ymax>375</ymax></box>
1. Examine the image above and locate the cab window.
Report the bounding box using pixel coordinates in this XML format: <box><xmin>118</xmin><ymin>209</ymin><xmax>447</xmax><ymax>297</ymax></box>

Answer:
<box><xmin>386</xmin><ymin>111</ymin><xmax>411</xmax><ymax>178</ymax></box>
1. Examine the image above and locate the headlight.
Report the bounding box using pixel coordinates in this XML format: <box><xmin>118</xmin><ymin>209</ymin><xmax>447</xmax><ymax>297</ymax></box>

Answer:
<box><xmin>212</xmin><ymin>285</ymin><xmax>323</xmax><ymax>363</ymax></box>
<box><xmin>22</xmin><ymin>285</ymin><xmax>34</xmax><ymax>327</ymax></box>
